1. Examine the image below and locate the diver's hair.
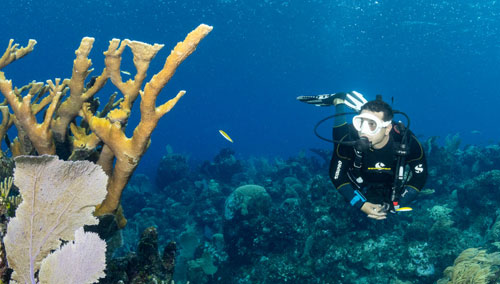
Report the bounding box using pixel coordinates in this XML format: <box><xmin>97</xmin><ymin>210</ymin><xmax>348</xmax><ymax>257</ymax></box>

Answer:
<box><xmin>360</xmin><ymin>100</ymin><xmax>394</xmax><ymax>121</ymax></box>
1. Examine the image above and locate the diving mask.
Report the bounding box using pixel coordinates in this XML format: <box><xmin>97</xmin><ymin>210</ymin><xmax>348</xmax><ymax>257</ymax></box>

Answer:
<box><xmin>353</xmin><ymin>113</ymin><xmax>391</xmax><ymax>135</ymax></box>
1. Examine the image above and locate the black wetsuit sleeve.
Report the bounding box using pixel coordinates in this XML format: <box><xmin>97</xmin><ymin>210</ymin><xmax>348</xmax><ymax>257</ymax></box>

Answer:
<box><xmin>404</xmin><ymin>134</ymin><xmax>428</xmax><ymax>191</ymax></box>
<box><xmin>329</xmin><ymin>124</ymin><xmax>366</xmax><ymax>209</ymax></box>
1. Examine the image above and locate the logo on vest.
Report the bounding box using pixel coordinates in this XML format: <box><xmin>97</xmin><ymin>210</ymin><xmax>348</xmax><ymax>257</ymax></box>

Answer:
<box><xmin>368</xmin><ymin>162</ymin><xmax>391</xmax><ymax>171</ymax></box>
<box><xmin>415</xmin><ymin>164</ymin><xmax>423</xmax><ymax>173</ymax></box>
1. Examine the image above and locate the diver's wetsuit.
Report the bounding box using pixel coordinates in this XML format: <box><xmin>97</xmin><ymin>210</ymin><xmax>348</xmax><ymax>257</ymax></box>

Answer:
<box><xmin>329</xmin><ymin>121</ymin><xmax>428</xmax><ymax>209</ymax></box>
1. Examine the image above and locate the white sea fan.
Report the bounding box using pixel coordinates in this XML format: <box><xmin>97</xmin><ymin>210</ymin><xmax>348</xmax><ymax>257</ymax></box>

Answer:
<box><xmin>38</xmin><ymin>227</ymin><xmax>107</xmax><ymax>284</ymax></box>
<box><xmin>4</xmin><ymin>155</ymin><xmax>108</xmax><ymax>283</ymax></box>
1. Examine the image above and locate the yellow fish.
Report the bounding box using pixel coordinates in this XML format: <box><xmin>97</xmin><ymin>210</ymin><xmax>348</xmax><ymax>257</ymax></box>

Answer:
<box><xmin>396</xmin><ymin>207</ymin><xmax>413</xmax><ymax>212</ymax></box>
<box><xmin>219</xmin><ymin>130</ymin><xmax>233</xmax><ymax>143</ymax></box>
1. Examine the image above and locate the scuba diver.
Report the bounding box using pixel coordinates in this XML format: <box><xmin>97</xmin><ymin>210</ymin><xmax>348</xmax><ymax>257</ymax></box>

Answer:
<box><xmin>298</xmin><ymin>92</ymin><xmax>427</xmax><ymax>220</ymax></box>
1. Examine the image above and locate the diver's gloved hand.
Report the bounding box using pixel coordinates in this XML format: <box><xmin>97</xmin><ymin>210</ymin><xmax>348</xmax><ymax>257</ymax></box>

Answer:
<box><xmin>361</xmin><ymin>202</ymin><xmax>387</xmax><ymax>220</ymax></box>
<box><xmin>296</xmin><ymin>92</ymin><xmax>347</xmax><ymax>107</ymax></box>
<box><xmin>345</xmin><ymin>91</ymin><xmax>368</xmax><ymax>111</ymax></box>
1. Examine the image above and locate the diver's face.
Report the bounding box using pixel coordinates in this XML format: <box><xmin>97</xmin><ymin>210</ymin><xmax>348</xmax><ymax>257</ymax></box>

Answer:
<box><xmin>357</xmin><ymin>110</ymin><xmax>392</xmax><ymax>148</ymax></box>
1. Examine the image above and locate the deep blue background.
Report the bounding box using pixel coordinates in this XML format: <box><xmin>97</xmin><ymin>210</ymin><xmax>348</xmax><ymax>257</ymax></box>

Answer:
<box><xmin>3</xmin><ymin>0</ymin><xmax>500</xmax><ymax>175</ymax></box>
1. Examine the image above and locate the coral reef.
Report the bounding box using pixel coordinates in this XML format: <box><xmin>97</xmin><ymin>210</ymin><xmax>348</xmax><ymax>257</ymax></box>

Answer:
<box><xmin>156</xmin><ymin>146</ymin><xmax>190</xmax><ymax>190</ymax></box>
<box><xmin>114</xmin><ymin>136</ymin><xmax>500</xmax><ymax>283</ymax></box>
<box><xmin>458</xmin><ymin>170</ymin><xmax>500</xmax><ymax>215</ymax></box>
<box><xmin>200</xmin><ymin>148</ymin><xmax>243</xmax><ymax>184</ymax></box>
<box><xmin>103</xmin><ymin>226</ymin><xmax>176</xmax><ymax>284</ymax></box>
<box><xmin>223</xmin><ymin>184</ymin><xmax>272</xmax><ymax>263</ymax></box>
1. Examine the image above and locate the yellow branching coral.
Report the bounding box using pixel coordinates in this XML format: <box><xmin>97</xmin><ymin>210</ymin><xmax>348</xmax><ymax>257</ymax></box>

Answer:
<box><xmin>51</xmin><ymin>37</ymin><xmax>108</xmax><ymax>143</ymax></box>
<box><xmin>0</xmin><ymin>77</ymin><xmax>66</xmax><ymax>155</ymax></box>
<box><xmin>0</xmin><ymin>79</ymin><xmax>54</xmax><ymax>157</ymax></box>
<box><xmin>0</xmin><ymin>39</ymin><xmax>37</xmax><ymax>70</ymax></box>
<box><xmin>84</xmin><ymin>24</ymin><xmax>213</xmax><ymax>218</ymax></box>
<box><xmin>0</xmin><ymin>24</ymin><xmax>213</xmax><ymax>228</ymax></box>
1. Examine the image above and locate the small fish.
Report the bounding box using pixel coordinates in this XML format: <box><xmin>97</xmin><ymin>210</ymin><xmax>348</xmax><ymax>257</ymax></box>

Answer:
<box><xmin>120</xmin><ymin>70</ymin><xmax>131</xmax><ymax>76</ymax></box>
<box><xmin>471</xmin><ymin>130</ymin><xmax>481</xmax><ymax>135</ymax></box>
<box><xmin>219</xmin><ymin>130</ymin><xmax>233</xmax><ymax>143</ymax></box>
<box><xmin>396</xmin><ymin>207</ymin><xmax>413</xmax><ymax>212</ymax></box>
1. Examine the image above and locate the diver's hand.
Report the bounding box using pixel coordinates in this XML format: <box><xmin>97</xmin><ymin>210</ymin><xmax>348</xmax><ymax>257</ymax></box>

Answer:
<box><xmin>345</xmin><ymin>91</ymin><xmax>368</xmax><ymax>111</ymax></box>
<box><xmin>296</xmin><ymin>93</ymin><xmax>345</xmax><ymax>107</ymax></box>
<box><xmin>361</xmin><ymin>202</ymin><xmax>387</xmax><ymax>220</ymax></box>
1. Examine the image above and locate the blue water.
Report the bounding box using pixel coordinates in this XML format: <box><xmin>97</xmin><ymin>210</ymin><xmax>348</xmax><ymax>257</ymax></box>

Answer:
<box><xmin>3</xmin><ymin>0</ymin><xmax>500</xmax><ymax>174</ymax></box>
